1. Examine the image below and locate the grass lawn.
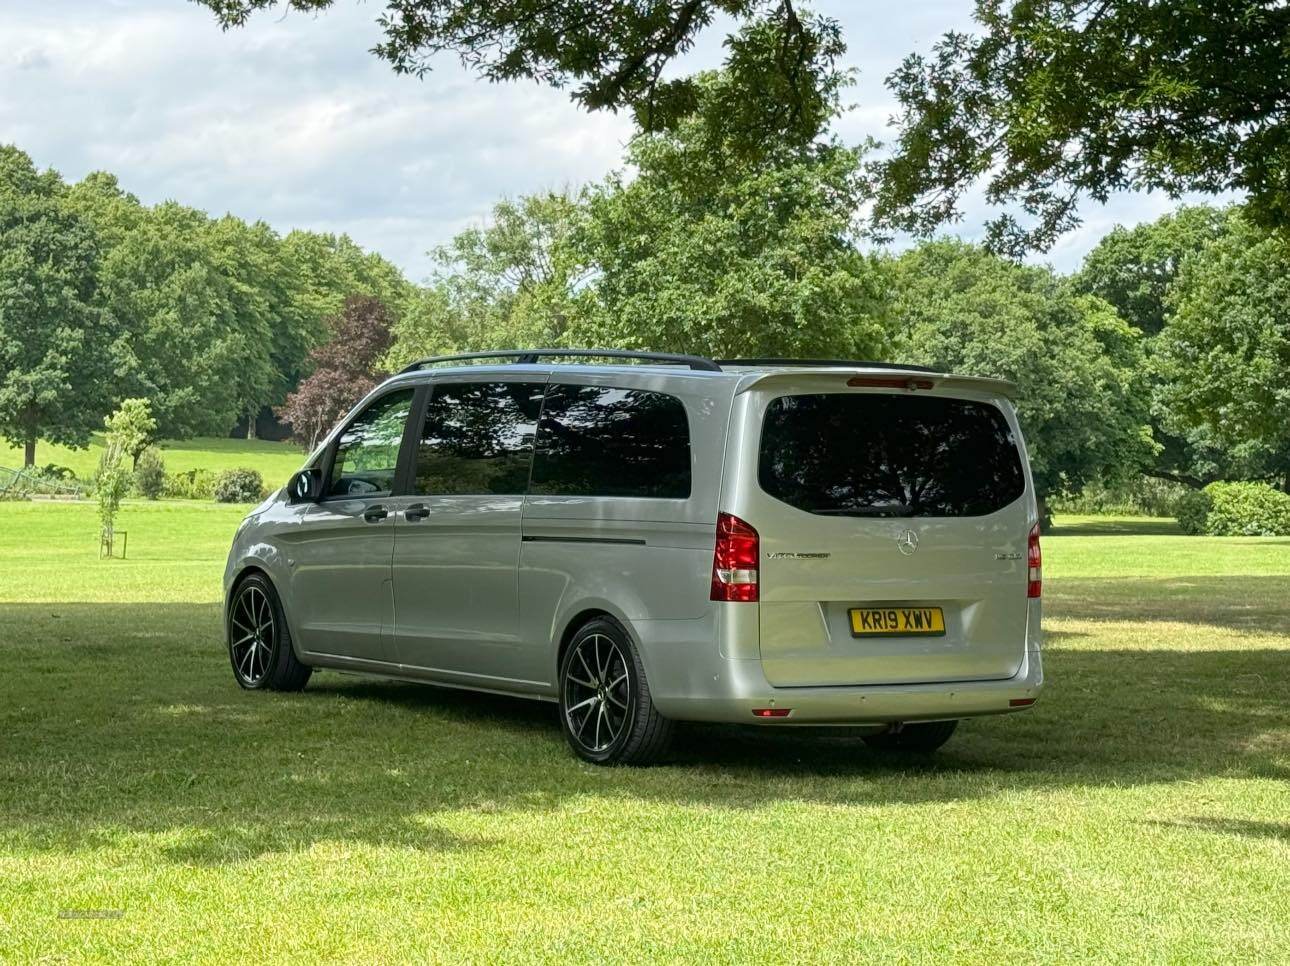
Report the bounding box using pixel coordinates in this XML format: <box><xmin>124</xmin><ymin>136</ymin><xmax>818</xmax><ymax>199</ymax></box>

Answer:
<box><xmin>1</xmin><ymin>435</ymin><xmax>307</xmax><ymax>487</ymax></box>
<box><xmin>1</xmin><ymin>505</ymin><xmax>1286</xmax><ymax>961</ymax></box>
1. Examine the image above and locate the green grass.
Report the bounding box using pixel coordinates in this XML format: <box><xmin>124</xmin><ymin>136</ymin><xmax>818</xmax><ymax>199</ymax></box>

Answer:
<box><xmin>2</xmin><ymin>434</ymin><xmax>306</xmax><ymax>487</ymax></box>
<box><xmin>1</xmin><ymin>508</ymin><xmax>1286</xmax><ymax>962</ymax></box>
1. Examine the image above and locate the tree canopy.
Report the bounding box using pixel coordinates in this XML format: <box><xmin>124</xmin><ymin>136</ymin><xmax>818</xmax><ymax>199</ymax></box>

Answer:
<box><xmin>197</xmin><ymin>0</ymin><xmax>845</xmax><ymax>153</ymax></box>
<box><xmin>1</xmin><ymin>141</ymin><xmax>414</xmax><ymax>459</ymax></box>
<box><xmin>1154</xmin><ymin>214</ymin><xmax>1290</xmax><ymax>489</ymax></box>
<box><xmin>0</xmin><ymin>147</ymin><xmax>115</xmax><ymax>466</ymax></box>
<box><xmin>887</xmin><ymin>240</ymin><xmax>1152</xmax><ymax>510</ymax></box>
<box><xmin>278</xmin><ymin>296</ymin><xmax>395</xmax><ymax>449</ymax></box>
<box><xmin>574</xmin><ymin>76</ymin><xmax>885</xmax><ymax>359</ymax></box>
<box><xmin>873</xmin><ymin>0</ymin><xmax>1290</xmax><ymax>254</ymax></box>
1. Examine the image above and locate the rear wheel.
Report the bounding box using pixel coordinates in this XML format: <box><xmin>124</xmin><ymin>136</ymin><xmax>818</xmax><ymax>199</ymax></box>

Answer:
<box><xmin>863</xmin><ymin>720</ymin><xmax>958</xmax><ymax>754</ymax></box>
<box><xmin>227</xmin><ymin>573</ymin><xmax>311</xmax><ymax>692</ymax></box>
<box><xmin>558</xmin><ymin>617</ymin><xmax>673</xmax><ymax>765</ymax></box>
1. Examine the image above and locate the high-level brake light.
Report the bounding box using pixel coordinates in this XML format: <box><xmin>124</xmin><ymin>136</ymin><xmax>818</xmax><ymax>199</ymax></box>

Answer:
<box><xmin>847</xmin><ymin>376</ymin><xmax>935</xmax><ymax>390</ymax></box>
<box><xmin>711</xmin><ymin>512</ymin><xmax>759</xmax><ymax>602</ymax></box>
<box><xmin>752</xmin><ymin>708</ymin><xmax>791</xmax><ymax>718</ymax></box>
<box><xmin>1027</xmin><ymin>522</ymin><xmax>1042</xmax><ymax>598</ymax></box>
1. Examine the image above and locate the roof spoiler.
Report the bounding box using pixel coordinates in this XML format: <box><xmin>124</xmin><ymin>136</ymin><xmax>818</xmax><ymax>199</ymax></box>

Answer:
<box><xmin>734</xmin><ymin>367</ymin><xmax>1017</xmax><ymax>399</ymax></box>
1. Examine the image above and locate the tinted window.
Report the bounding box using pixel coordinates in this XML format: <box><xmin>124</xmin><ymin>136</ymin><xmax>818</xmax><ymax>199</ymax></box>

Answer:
<box><xmin>759</xmin><ymin>393</ymin><xmax>1025</xmax><ymax>517</ymax></box>
<box><xmin>327</xmin><ymin>388</ymin><xmax>415</xmax><ymax>498</ymax></box>
<box><xmin>531</xmin><ymin>384</ymin><xmax>691</xmax><ymax>499</ymax></box>
<box><xmin>415</xmin><ymin>382</ymin><xmax>543</xmax><ymax>495</ymax></box>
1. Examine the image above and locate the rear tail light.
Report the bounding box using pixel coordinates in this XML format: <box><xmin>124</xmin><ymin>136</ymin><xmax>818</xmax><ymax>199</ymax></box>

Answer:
<box><xmin>1027</xmin><ymin>522</ymin><xmax>1042</xmax><ymax>598</ymax></box>
<box><xmin>711</xmin><ymin>511</ymin><xmax>759</xmax><ymax>602</ymax></box>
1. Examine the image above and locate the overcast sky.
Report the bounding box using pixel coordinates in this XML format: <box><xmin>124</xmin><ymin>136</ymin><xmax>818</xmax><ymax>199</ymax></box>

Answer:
<box><xmin>2</xmin><ymin>0</ymin><xmax>1203</xmax><ymax>281</ymax></box>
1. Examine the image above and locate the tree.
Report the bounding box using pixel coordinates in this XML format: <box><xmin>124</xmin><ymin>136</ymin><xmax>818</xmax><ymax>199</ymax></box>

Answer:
<box><xmin>0</xmin><ymin>145</ymin><xmax>114</xmax><ymax>467</ymax></box>
<box><xmin>1154</xmin><ymin>215</ymin><xmax>1290</xmax><ymax>491</ymax></box>
<box><xmin>97</xmin><ymin>407</ymin><xmax>137</xmax><ymax>558</ymax></box>
<box><xmin>873</xmin><ymin>1</ymin><xmax>1290</xmax><ymax>255</ymax></box>
<box><xmin>1074</xmin><ymin>206</ymin><xmax>1234</xmax><ymax>337</ymax></box>
<box><xmin>887</xmin><ymin>240</ymin><xmax>1152</xmax><ymax>520</ymax></box>
<box><xmin>277</xmin><ymin>296</ymin><xmax>395</xmax><ymax>449</ymax></box>
<box><xmin>197</xmin><ymin>0</ymin><xmax>844</xmax><ymax>153</ymax></box>
<box><xmin>102</xmin><ymin>398</ymin><xmax>157</xmax><ymax>469</ymax></box>
<box><xmin>1073</xmin><ymin>204</ymin><xmax>1275</xmax><ymax>490</ymax></box>
<box><xmin>93</xmin><ymin>201</ymin><xmax>248</xmax><ymax>439</ymax></box>
<box><xmin>389</xmin><ymin>191</ymin><xmax>596</xmax><ymax>366</ymax></box>
<box><xmin>205</xmin><ymin>216</ymin><xmax>286</xmax><ymax>437</ymax></box>
<box><xmin>572</xmin><ymin>32</ymin><xmax>886</xmax><ymax>359</ymax></box>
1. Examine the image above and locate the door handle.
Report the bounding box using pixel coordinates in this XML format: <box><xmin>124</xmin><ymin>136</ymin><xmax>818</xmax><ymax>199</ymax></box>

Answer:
<box><xmin>363</xmin><ymin>505</ymin><xmax>389</xmax><ymax>523</ymax></box>
<box><xmin>405</xmin><ymin>503</ymin><xmax>430</xmax><ymax>522</ymax></box>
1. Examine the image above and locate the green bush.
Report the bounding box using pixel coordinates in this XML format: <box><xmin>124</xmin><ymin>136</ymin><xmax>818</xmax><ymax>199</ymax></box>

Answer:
<box><xmin>1174</xmin><ymin>489</ymin><xmax>1212</xmax><ymax>535</ymax></box>
<box><xmin>1201</xmin><ymin>482</ymin><xmax>1290</xmax><ymax>536</ymax></box>
<box><xmin>134</xmin><ymin>448</ymin><xmax>166</xmax><ymax>500</ymax></box>
<box><xmin>213</xmin><ymin>467</ymin><xmax>266</xmax><ymax>504</ymax></box>
<box><xmin>1052</xmin><ymin>476</ymin><xmax>1189</xmax><ymax>518</ymax></box>
<box><xmin>38</xmin><ymin>463</ymin><xmax>78</xmax><ymax>483</ymax></box>
<box><xmin>163</xmin><ymin>469</ymin><xmax>217</xmax><ymax>501</ymax></box>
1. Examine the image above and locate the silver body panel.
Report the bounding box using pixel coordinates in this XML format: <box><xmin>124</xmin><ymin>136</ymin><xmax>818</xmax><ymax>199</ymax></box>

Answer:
<box><xmin>224</xmin><ymin>363</ymin><xmax>1044</xmax><ymax>725</ymax></box>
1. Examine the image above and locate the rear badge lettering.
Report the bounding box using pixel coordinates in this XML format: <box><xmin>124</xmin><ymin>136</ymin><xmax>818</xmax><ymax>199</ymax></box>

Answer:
<box><xmin>765</xmin><ymin>552</ymin><xmax>831</xmax><ymax>560</ymax></box>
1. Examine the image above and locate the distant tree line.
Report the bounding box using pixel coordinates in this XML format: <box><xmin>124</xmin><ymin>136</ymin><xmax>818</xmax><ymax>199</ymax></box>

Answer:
<box><xmin>0</xmin><ymin>144</ymin><xmax>412</xmax><ymax>466</ymax></box>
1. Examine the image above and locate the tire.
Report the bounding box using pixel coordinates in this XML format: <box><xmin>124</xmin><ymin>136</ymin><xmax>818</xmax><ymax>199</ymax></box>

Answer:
<box><xmin>863</xmin><ymin>720</ymin><xmax>958</xmax><ymax>754</ymax></box>
<box><xmin>227</xmin><ymin>573</ymin><xmax>312</xmax><ymax>692</ymax></box>
<box><xmin>558</xmin><ymin>617</ymin><xmax>673</xmax><ymax>765</ymax></box>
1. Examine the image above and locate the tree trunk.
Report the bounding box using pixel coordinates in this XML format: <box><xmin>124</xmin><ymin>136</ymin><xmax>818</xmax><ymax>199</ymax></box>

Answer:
<box><xmin>23</xmin><ymin>437</ymin><xmax>35</xmax><ymax>468</ymax></box>
<box><xmin>247</xmin><ymin>408</ymin><xmax>257</xmax><ymax>440</ymax></box>
<box><xmin>1036</xmin><ymin>495</ymin><xmax>1053</xmax><ymax>533</ymax></box>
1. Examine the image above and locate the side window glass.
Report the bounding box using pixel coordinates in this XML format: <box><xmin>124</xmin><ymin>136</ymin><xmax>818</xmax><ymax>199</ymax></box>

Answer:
<box><xmin>326</xmin><ymin>388</ymin><xmax>415</xmax><ymax>498</ymax></box>
<box><xmin>415</xmin><ymin>382</ymin><xmax>544</xmax><ymax>495</ymax></box>
<box><xmin>530</xmin><ymin>384</ymin><xmax>691</xmax><ymax>499</ymax></box>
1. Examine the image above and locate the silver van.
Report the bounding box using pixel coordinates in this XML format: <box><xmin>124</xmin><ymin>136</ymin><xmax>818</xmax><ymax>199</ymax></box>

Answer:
<box><xmin>224</xmin><ymin>350</ymin><xmax>1044</xmax><ymax>764</ymax></box>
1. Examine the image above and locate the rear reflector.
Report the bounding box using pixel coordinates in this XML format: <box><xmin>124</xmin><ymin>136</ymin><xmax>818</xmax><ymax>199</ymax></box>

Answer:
<box><xmin>1009</xmin><ymin>697</ymin><xmax>1037</xmax><ymax>708</ymax></box>
<box><xmin>711</xmin><ymin>511</ymin><xmax>759</xmax><ymax>602</ymax></box>
<box><xmin>847</xmin><ymin>376</ymin><xmax>935</xmax><ymax>391</ymax></box>
<box><xmin>1027</xmin><ymin>522</ymin><xmax>1042</xmax><ymax>598</ymax></box>
<box><xmin>752</xmin><ymin>708</ymin><xmax>791</xmax><ymax>718</ymax></box>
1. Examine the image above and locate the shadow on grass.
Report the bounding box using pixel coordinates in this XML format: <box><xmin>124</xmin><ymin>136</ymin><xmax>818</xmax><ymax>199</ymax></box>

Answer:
<box><xmin>1</xmin><ymin>599</ymin><xmax>1287</xmax><ymax>865</ymax></box>
<box><xmin>1048</xmin><ymin>517</ymin><xmax>1184</xmax><ymax>537</ymax></box>
<box><xmin>1045</xmin><ymin>575</ymin><xmax>1290</xmax><ymax>634</ymax></box>
<box><xmin>1149</xmin><ymin>817</ymin><xmax>1290</xmax><ymax>843</ymax></box>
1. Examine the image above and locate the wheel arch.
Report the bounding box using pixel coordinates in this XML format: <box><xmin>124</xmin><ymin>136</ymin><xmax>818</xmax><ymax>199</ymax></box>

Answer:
<box><xmin>554</xmin><ymin>605</ymin><xmax>643</xmax><ymax>684</ymax></box>
<box><xmin>225</xmin><ymin>564</ymin><xmax>306</xmax><ymax>662</ymax></box>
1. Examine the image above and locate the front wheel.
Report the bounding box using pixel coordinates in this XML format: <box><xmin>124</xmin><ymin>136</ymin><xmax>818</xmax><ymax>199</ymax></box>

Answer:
<box><xmin>863</xmin><ymin>720</ymin><xmax>958</xmax><ymax>754</ymax></box>
<box><xmin>558</xmin><ymin>617</ymin><xmax>673</xmax><ymax>765</ymax></box>
<box><xmin>227</xmin><ymin>573</ymin><xmax>312</xmax><ymax>692</ymax></box>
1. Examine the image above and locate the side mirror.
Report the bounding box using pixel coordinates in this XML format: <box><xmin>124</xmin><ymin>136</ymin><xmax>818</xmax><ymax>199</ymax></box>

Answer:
<box><xmin>288</xmin><ymin>468</ymin><xmax>322</xmax><ymax>504</ymax></box>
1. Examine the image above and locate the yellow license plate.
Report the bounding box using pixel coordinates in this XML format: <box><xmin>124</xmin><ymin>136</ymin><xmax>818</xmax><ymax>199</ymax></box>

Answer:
<box><xmin>849</xmin><ymin>606</ymin><xmax>945</xmax><ymax>637</ymax></box>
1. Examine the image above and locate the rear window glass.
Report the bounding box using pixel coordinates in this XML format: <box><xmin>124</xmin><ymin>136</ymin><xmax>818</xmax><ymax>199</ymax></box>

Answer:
<box><xmin>759</xmin><ymin>393</ymin><xmax>1025</xmax><ymax>517</ymax></box>
<box><xmin>530</xmin><ymin>384</ymin><xmax>691</xmax><ymax>499</ymax></box>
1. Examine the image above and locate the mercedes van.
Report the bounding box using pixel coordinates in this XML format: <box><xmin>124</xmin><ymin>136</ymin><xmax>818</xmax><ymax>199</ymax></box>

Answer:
<box><xmin>223</xmin><ymin>350</ymin><xmax>1043</xmax><ymax>764</ymax></box>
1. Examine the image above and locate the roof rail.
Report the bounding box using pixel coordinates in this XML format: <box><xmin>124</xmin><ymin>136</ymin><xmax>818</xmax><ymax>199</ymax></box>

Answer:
<box><xmin>399</xmin><ymin>348</ymin><xmax>723</xmax><ymax>374</ymax></box>
<box><xmin>715</xmin><ymin>358</ymin><xmax>939</xmax><ymax>373</ymax></box>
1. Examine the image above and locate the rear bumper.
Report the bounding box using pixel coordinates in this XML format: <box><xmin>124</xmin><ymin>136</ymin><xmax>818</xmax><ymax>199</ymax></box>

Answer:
<box><xmin>650</xmin><ymin>646</ymin><xmax>1043</xmax><ymax>724</ymax></box>
<box><xmin>635</xmin><ymin>606</ymin><xmax>1044</xmax><ymax>725</ymax></box>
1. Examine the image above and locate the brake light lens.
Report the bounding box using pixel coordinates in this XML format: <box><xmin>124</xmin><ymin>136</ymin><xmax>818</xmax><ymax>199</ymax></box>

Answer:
<box><xmin>711</xmin><ymin>512</ymin><xmax>759</xmax><ymax>602</ymax></box>
<box><xmin>1027</xmin><ymin>522</ymin><xmax>1042</xmax><ymax>598</ymax></box>
<box><xmin>846</xmin><ymin>376</ymin><xmax>935</xmax><ymax>390</ymax></box>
